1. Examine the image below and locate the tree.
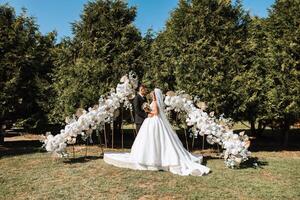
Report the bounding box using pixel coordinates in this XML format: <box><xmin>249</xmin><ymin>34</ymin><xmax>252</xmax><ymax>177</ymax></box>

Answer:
<box><xmin>0</xmin><ymin>4</ymin><xmax>56</xmax><ymax>129</ymax></box>
<box><xmin>51</xmin><ymin>0</ymin><xmax>144</xmax><ymax>122</ymax></box>
<box><xmin>142</xmin><ymin>27</ymin><xmax>178</xmax><ymax>91</ymax></box>
<box><xmin>148</xmin><ymin>0</ymin><xmax>251</xmax><ymax>116</ymax></box>
<box><xmin>264</xmin><ymin>0</ymin><xmax>300</xmax><ymax>145</ymax></box>
<box><xmin>229</xmin><ymin>16</ymin><xmax>271</xmax><ymax>135</ymax></box>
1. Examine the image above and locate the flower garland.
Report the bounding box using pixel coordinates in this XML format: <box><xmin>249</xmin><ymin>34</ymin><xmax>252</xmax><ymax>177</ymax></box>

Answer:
<box><xmin>43</xmin><ymin>73</ymin><xmax>250</xmax><ymax>168</ymax></box>
<box><xmin>164</xmin><ymin>92</ymin><xmax>251</xmax><ymax>168</ymax></box>
<box><xmin>43</xmin><ymin>72</ymin><xmax>138</xmax><ymax>155</ymax></box>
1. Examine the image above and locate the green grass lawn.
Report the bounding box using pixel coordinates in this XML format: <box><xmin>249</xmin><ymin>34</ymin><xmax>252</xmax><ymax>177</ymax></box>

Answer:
<box><xmin>1</xmin><ymin>146</ymin><xmax>299</xmax><ymax>200</ymax></box>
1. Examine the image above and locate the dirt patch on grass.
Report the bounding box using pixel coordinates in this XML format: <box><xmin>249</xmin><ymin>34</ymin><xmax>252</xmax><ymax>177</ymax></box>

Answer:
<box><xmin>4</xmin><ymin>134</ymin><xmax>44</xmax><ymax>142</ymax></box>
<box><xmin>260</xmin><ymin>171</ymin><xmax>279</xmax><ymax>181</ymax></box>
<box><xmin>138</xmin><ymin>195</ymin><xmax>181</xmax><ymax>200</ymax></box>
<box><xmin>254</xmin><ymin>151</ymin><xmax>300</xmax><ymax>158</ymax></box>
<box><xmin>137</xmin><ymin>181</ymin><xmax>156</xmax><ymax>191</ymax></box>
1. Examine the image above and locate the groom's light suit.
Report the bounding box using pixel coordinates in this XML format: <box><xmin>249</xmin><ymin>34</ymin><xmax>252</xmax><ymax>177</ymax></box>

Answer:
<box><xmin>133</xmin><ymin>93</ymin><xmax>147</xmax><ymax>133</ymax></box>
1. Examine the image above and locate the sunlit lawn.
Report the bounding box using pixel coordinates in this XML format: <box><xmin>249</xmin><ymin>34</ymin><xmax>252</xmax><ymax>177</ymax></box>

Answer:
<box><xmin>1</xmin><ymin>145</ymin><xmax>299</xmax><ymax>200</ymax></box>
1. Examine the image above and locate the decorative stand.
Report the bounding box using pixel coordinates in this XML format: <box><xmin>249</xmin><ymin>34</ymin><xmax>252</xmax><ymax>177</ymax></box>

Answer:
<box><xmin>97</xmin><ymin>128</ymin><xmax>104</xmax><ymax>157</ymax></box>
<box><xmin>192</xmin><ymin>133</ymin><xmax>195</xmax><ymax>151</ymax></box>
<box><xmin>111</xmin><ymin>122</ymin><xmax>114</xmax><ymax>149</ymax></box>
<box><xmin>85</xmin><ymin>137</ymin><xmax>88</xmax><ymax>158</ymax></box>
<box><xmin>121</xmin><ymin>107</ymin><xmax>124</xmax><ymax>150</ymax></box>
<box><xmin>103</xmin><ymin>124</ymin><xmax>107</xmax><ymax>148</ymax></box>
<box><xmin>184</xmin><ymin>128</ymin><xmax>189</xmax><ymax>151</ymax></box>
<box><xmin>130</xmin><ymin>110</ymin><xmax>137</xmax><ymax>138</ymax></box>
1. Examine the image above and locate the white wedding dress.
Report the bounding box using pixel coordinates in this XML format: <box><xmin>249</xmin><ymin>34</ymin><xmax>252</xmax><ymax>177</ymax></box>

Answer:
<box><xmin>104</xmin><ymin>88</ymin><xmax>210</xmax><ymax>176</ymax></box>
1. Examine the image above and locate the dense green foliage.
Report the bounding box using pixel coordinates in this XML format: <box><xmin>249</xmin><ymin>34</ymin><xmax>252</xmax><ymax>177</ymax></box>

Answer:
<box><xmin>0</xmin><ymin>0</ymin><xmax>299</xmax><ymax>142</ymax></box>
<box><xmin>264</xmin><ymin>0</ymin><xmax>300</xmax><ymax>129</ymax></box>
<box><xmin>144</xmin><ymin>0</ymin><xmax>299</xmax><ymax>138</ymax></box>
<box><xmin>0</xmin><ymin>5</ymin><xmax>56</xmax><ymax>128</ymax></box>
<box><xmin>147</xmin><ymin>0</ymin><xmax>250</xmax><ymax>115</ymax></box>
<box><xmin>50</xmin><ymin>0</ymin><xmax>145</xmax><ymax>122</ymax></box>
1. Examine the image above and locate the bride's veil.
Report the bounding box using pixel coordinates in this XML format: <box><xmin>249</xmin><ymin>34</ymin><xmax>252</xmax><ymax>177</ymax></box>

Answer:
<box><xmin>154</xmin><ymin>88</ymin><xmax>173</xmax><ymax>127</ymax></box>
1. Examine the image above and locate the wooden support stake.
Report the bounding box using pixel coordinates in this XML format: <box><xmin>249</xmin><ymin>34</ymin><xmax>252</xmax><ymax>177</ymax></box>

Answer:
<box><xmin>85</xmin><ymin>138</ymin><xmax>88</xmax><ymax>158</ymax></box>
<box><xmin>121</xmin><ymin>107</ymin><xmax>124</xmax><ymax>150</ymax></box>
<box><xmin>111</xmin><ymin>122</ymin><xmax>114</xmax><ymax>149</ymax></box>
<box><xmin>192</xmin><ymin>133</ymin><xmax>195</xmax><ymax>150</ymax></box>
<box><xmin>184</xmin><ymin>128</ymin><xmax>189</xmax><ymax>151</ymax></box>
<box><xmin>97</xmin><ymin>129</ymin><xmax>101</xmax><ymax>146</ymax></box>
<box><xmin>73</xmin><ymin>144</ymin><xmax>75</xmax><ymax>158</ymax></box>
<box><xmin>104</xmin><ymin>125</ymin><xmax>107</xmax><ymax>148</ymax></box>
<box><xmin>130</xmin><ymin>110</ymin><xmax>137</xmax><ymax>137</ymax></box>
<box><xmin>97</xmin><ymin>129</ymin><xmax>104</xmax><ymax>156</ymax></box>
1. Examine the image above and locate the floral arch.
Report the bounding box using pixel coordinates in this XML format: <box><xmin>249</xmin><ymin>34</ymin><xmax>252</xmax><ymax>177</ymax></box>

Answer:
<box><xmin>44</xmin><ymin>72</ymin><xmax>250</xmax><ymax>168</ymax></box>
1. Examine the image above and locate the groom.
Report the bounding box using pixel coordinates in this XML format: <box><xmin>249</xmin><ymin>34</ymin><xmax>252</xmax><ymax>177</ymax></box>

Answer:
<box><xmin>133</xmin><ymin>84</ymin><xmax>148</xmax><ymax>133</ymax></box>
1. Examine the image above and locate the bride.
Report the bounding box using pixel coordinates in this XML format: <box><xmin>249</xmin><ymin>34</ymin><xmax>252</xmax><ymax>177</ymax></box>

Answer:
<box><xmin>104</xmin><ymin>88</ymin><xmax>210</xmax><ymax>176</ymax></box>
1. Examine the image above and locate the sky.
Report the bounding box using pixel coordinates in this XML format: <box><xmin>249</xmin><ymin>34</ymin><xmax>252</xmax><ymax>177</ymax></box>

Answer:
<box><xmin>0</xmin><ymin>0</ymin><xmax>275</xmax><ymax>41</ymax></box>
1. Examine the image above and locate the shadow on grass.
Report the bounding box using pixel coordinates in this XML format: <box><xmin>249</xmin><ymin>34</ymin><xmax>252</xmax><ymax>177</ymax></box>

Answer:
<box><xmin>0</xmin><ymin>140</ymin><xmax>45</xmax><ymax>158</ymax></box>
<box><xmin>201</xmin><ymin>154</ymin><xmax>223</xmax><ymax>166</ymax></box>
<box><xmin>236</xmin><ymin>128</ymin><xmax>300</xmax><ymax>152</ymax></box>
<box><xmin>63</xmin><ymin>155</ymin><xmax>102</xmax><ymax>164</ymax></box>
<box><xmin>1</xmin><ymin>128</ymin><xmax>299</xmax><ymax>162</ymax></box>
<box><xmin>239</xmin><ymin>157</ymin><xmax>269</xmax><ymax>169</ymax></box>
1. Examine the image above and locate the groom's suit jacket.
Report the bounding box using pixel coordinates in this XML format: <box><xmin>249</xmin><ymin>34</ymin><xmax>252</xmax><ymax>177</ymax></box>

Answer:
<box><xmin>133</xmin><ymin>93</ymin><xmax>147</xmax><ymax>124</ymax></box>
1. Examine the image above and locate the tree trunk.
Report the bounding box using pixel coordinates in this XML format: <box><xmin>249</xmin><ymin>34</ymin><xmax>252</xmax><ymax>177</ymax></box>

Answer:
<box><xmin>0</xmin><ymin>128</ymin><xmax>4</xmax><ymax>145</ymax></box>
<box><xmin>283</xmin><ymin>130</ymin><xmax>289</xmax><ymax>147</ymax></box>
<box><xmin>250</xmin><ymin>120</ymin><xmax>256</xmax><ymax>136</ymax></box>
<box><xmin>257</xmin><ymin>120</ymin><xmax>266</xmax><ymax>135</ymax></box>
<box><xmin>282</xmin><ymin>121</ymin><xmax>290</xmax><ymax>148</ymax></box>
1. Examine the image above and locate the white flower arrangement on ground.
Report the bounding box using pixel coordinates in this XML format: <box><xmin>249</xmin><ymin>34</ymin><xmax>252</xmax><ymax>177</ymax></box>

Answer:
<box><xmin>164</xmin><ymin>91</ymin><xmax>251</xmax><ymax>168</ymax></box>
<box><xmin>43</xmin><ymin>71</ymin><xmax>138</xmax><ymax>156</ymax></box>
